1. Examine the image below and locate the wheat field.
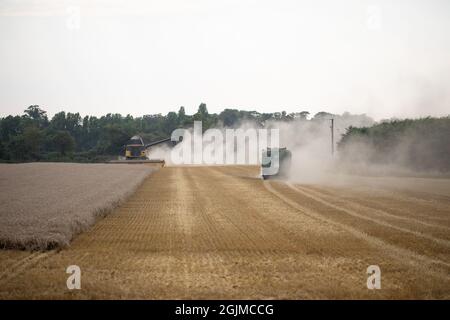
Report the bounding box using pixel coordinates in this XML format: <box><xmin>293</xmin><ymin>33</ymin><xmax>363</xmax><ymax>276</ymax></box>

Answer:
<box><xmin>0</xmin><ymin>163</ymin><xmax>154</xmax><ymax>250</ymax></box>
<box><xmin>0</xmin><ymin>165</ymin><xmax>449</xmax><ymax>299</ymax></box>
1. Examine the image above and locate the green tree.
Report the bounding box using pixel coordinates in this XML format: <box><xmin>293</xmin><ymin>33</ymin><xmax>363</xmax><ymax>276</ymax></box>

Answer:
<box><xmin>219</xmin><ymin>109</ymin><xmax>240</xmax><ymax>127</ymax></box>
<box><xmin>0</xmin><ymin>141</ymin><xmax>5</xmax><ymax>160</ymax></box>
<box><xmin>24</xmin><ymin>105</ymin><xmax>48</xmax><ymax>128</ymax></box>
<box><xmin>22</xmin><ymin>126</ymin><xmax>44</xmax><ymax>159</ymax></box>
<box><xmin>178</xmin><ymin>106</ymin><xmax>186</xmax><ymax>124</ymax></box>
<box><xmin>7</xmin><ymin>135</ymin><xmax>29</xmax><ymax>161</ymax></box>
<box><xmin>165</xmin><ymin>112</ymin><xmax>178</xmax><ymax>135</ymax></box>
<box><xmin>52</xmin><ymin>131</ymin><xmax>75</xmax><ymax>155</ymax></box>
<box><xmin>0</xmin><ymin>115</ymin><xmax>22</xmax><ymax>141</ymax></box>
<box><xmin>65</xmin><ymin>112</ymin><xmax>82</xmax><ymax>133</ymax></box>
<box><xmin>97</xmin><ymin>124</ymin><xmax>130</xmax><ymax>154</ymax></box>
<box><xmin>194</xmin><ymin>103</ymin><xmax>208</xmax><ymax>121</ymax></box>
<box><xmin>198</xmin><ymin>103</ymin><xmax>208</xmax><ymax>117</ymax></box>
<box><xmin>50</xmin><ymin>111</ymin><xmax>67</xmax><ymax>131</ymax></box>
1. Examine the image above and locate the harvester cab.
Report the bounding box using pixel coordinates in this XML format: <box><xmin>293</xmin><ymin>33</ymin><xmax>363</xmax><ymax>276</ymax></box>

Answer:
<box><xmin>261</xmin><ymin>147</ymin><xmax>292</xmax><ymax>180</ymax></box>
<box><xmin>125</xmin><ymin>135</ymin><xmax>147</xmax><ymax>160</ymax></box>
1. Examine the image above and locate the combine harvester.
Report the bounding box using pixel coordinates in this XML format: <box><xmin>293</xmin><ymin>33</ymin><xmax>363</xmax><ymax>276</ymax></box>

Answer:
<box><xmin>109</xmin><ymin>135</ymin><xmax>171</xmax><ymax>166</ymax></box>
<box><xmin>261</xmin><ymin>147</ymin><xmax>292</xmax><ymax>180</ymax></box>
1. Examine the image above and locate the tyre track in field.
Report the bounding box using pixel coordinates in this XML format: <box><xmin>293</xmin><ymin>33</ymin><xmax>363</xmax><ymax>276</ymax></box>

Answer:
<box><xmin>210</xmin><ymin>167</ymin><xmax>409</xmax><ymax>267</ymax></box>
<box><xmin>282</xmin><ymin>182</ymin><xmax>450</xmax><ymax>263</ymax></box>
<box><xmin>263</xmin><ymin>180</ymin><xmax>450</xmax><ymax>278</ymax></box>
<box><xmin>0</xmin><ymin>251</ymin><xmax>56</xmax><ymax>286</ymax></box>
<box><xmin>306</xmin><ymin>184</ymin><xmax>450</xmax><ymax>225</ymax></box>
<box><xmin>203</xmin><ymin>167</ymin><xmax>305</xmax><ymax>254</ymax></box>
<box><xmin>196</xmin><ymin>167</ymin><xmax>327</xmax><ymax>296</ymax></box>
<box><xmin>183</xmin><ymin>167</ymin><xmax>290</xmax><ymax>254</ymax></box>
<box><xmin>174</xmin><ymin>167</ymin><xmax>297</xmax><ymax>295</ymax></box>
<box><xmin>287</xmin><ymin>183</ymin><xmax>450</xmax><ymax>248</ymax></box>
<box><xmin>180</xmin><ymin>167</ymin><xmax>229</xmax><ymax>252</ymax></box>
<box><xmin>298</xmin><ymin>184</ymin><xmax>450</xmax><ymax>232</ymax></box>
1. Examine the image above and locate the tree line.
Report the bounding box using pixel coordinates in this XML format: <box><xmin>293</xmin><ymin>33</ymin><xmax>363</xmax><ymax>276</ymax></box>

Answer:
<box><xmin>338</xmin><ymin>117</ymin><xmax>450</xmax><ymax>172</ymax></box>
<box><xmin>0</xmin><ymin>104</ymin><xmax>341</xmax><ymax>162</ymax></box>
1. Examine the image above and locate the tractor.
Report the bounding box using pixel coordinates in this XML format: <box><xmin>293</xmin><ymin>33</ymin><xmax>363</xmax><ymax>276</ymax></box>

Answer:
<box><xmin>261</xmin><ymin>147</ymin><xmax>292</xmax><ymax>179</ymax></box>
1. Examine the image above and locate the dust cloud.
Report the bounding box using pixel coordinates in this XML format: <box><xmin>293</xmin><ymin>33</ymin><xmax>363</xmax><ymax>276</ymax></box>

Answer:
<box><xmin>146</xmin><ymin>113</ymin><xmax>376</xmax><ymax>183</ymax></box>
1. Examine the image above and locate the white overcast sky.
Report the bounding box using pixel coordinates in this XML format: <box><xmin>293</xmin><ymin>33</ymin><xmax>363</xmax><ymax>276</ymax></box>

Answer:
<box><xmin>0</xmin><ymin>0</ymin><xmax>449</xmax><ymax>119</ymax></box>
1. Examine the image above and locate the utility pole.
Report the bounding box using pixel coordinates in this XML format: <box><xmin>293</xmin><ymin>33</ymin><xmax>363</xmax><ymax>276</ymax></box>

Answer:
<box><xmin>330</xmin><ymin>118</ymin><xmax>334</xmax><ymax>156</ymax></box>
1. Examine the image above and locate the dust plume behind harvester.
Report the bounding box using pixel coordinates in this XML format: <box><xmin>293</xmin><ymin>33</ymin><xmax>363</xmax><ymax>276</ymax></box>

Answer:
<box><xmin>109</xmin><ymin>135</ymin><xmax>172</xmax><ymax>166</ymax></box>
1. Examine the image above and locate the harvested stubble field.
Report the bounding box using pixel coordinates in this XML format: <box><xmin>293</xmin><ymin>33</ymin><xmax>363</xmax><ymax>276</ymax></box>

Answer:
<box><xmin>0</xmin><ymin>163</ymin><xmax>154</xmax><ymax>250</ymax></box>
<box><xmin>0</xmin><ymin>165</ymin><xmax>449</xmax><ymax>299</ymax></box>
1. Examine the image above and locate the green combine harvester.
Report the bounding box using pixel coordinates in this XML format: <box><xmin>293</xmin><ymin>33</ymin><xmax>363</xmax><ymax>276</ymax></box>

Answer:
<box><xmin>261</xmin><ymin>147</ymin><xmax>292</xmax><ymax>179</ymax></box>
